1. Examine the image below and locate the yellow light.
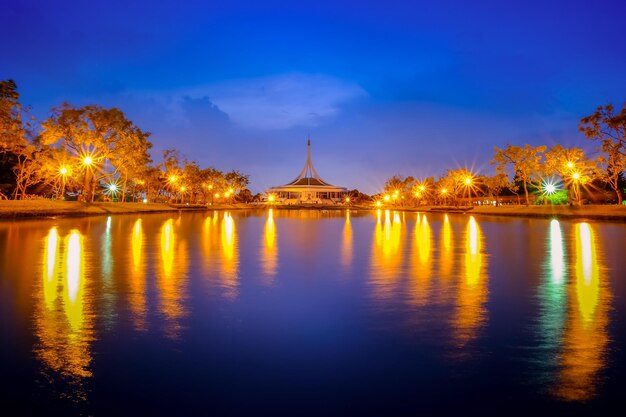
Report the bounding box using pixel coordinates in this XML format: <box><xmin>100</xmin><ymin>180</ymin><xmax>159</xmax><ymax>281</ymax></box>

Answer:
<box><xmin>268</xmin><ymin>194</ymin><xmax>276</xmax><ymax>202</ymax></box>
<box><xmin>215</xmin><ymin>193</ymin><xmax>220</xmax><ymax>198</ymax></box>
<box><xmin>82</xmin><ymin>156</ymin><xmax>93</xmax><ymax>166</ymax></box>
<box><xmin>572</xmin><ymin>172</ymin><xmax>581</xmax><ymax>180</ymax></box>
<box><xmin>464</xmin><ymin>177</ymin><xmax>472</xmax><ymax>186</ymax></box>
<box><xmin>393</xmin><ymin>190</ymin><xmax>399</xmax><ymax>196</ymax></box>
<box><xmin>345</xmin><ymin>197</ymin><xmax>351</xmax><ymax>203</ymax></box>
<box><xmin>441</xmin><ymin>188</ymin><xmax>448</xmax><ymax>194</ymax></box>
<box><xmin>142</xmin><ymin>198</ymin><xmax>148</xmax><ymax>204</ymax></box>
<box><xmin>419</xmin><ymin>185</ymin><xmax>426</xmax><ymax>192</ymax></box>
<box><xmin>384</xmin><ymin>195</ymin><xmax>390</xmax><ymax>202</ymax></box>
<box><xmin>59</xmin><ymin>166</ymin><xmax>69</xmax><ymax>176</ymax></box>
<box><xmin>567</xmin><ymin>161</ymin><xmax>574</xmax><ymax>169</ymax></box>
<box><xmin>169</xmin><ymin>175</ymin><xmax>177</xmax><ymax>183</ymax></box>
<box><xmin>375</xmin><ymin>201</ymin><xmax>382</xmax><ymax>207</ymax></box>
<box><xmin>208</xmin><ymin>184</ymin><xmax>213</xmax><ymax>190</ymax></box>
<box><xmin>132</xmin><ymin>219</ymin><xmax>143</xmax><ymax>272</ymax></box>
<box><xmin>229</xmin><ymin>188</ymin><xmax>234</xmax><ymax>194</ymax></box>
<box><xmin>180</xmin><ymin>186</ymin><xmax>186</xmax><ymax>192</ymax></box>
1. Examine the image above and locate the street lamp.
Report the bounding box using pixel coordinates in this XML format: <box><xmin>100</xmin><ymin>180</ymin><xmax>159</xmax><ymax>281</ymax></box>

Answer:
<box><xmin>82</xmin><ymin>156</ymin><xmax>93</xmax><ymax>166</ymax></box>
<box><xmin>58</xmin><ymin>165</ymin><xmax>69</xmax><ymax>200</ymax></box>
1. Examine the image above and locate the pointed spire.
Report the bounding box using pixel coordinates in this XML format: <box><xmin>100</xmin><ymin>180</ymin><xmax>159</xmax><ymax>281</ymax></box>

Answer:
<box><xmin>286</xmin><ymin>137</ymin><xmax>330</xmax><ymax>186</ymax></box>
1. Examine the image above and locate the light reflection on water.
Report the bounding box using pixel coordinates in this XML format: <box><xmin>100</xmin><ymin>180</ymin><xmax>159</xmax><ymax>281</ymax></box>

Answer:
<box><xmin>555</xmin><ymin>222</ymin><xmax>610</xmax><ymax>401</ymax></box>
<box><xmin>0</xmin><ymin>210</ymin><xmax>622</xmax><ymax>414</ymax></box>
<box><xmin>34</xmin><ymin>227</ymin><xmax>93</xmax><ymax>403</ymax></box>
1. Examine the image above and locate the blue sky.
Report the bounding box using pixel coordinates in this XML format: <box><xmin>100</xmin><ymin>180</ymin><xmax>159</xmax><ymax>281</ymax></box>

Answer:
<box><xmin>2</xmin><ymin>0</ymin><xmax>625</xmax><ymax>193</ymax></box>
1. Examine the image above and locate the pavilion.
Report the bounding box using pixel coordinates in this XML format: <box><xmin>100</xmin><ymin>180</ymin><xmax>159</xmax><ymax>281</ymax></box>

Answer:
<box><xmin>267</xmin><ymin>139</ymin><xmax>348</xmax><ymax>204</ymax></box>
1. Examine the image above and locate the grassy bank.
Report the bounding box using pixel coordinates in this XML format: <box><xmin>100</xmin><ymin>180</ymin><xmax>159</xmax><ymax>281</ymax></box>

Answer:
<box><xmin>3</xmin><ymin>200</ymin><xmax>626</xmax><ymax>222</ymax></box>
<box><xmin>374</xmin><ymin>204</ymin><xmax>626</xmax><ymax>221</ymax></box>
<box><xmin>469</xmin><ymin>204</ymin><xmax>626</xmax><ymax>221</ymax></box>
<box><xmin>0</xmin><ymin>200</ymin><xmax>179</xmax><ymax>219</ymax></box>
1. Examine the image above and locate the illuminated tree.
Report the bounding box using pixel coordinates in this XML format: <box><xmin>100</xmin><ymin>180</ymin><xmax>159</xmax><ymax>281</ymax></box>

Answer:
<box><xmin>111</xmin><ymin>125</ymin><xmax>152</xmax><ymax>202</ymax></box>
<box><xmin>41</xmin><ymin>103</ymin><xmax>147</xmax><ymax>202</ymax></box>
<box><xmin>580</xmin><ymin>103</ymin><xmax>626</xmax><ymax>204</ymax></box>
<box><xmin>543</xmin><ymin>145</ymin><xmax>598</xmax><ymax>205</ymax></box>
<box><xmin>1</xmin><ymin>79</ymin><xmax>37</xmax><ymax>199</ymax></box>
<box><xmin>492</xmin><ymin>144</ymin><xmax>546</xmax><ymax>206</ymax></box>
<box><xmin>383</xmin><ymin>175</ymin><xmax>415</xmax><ymax>205</ymax></box>
<box><xmin>0</xmin><ymin>80</ymin><xmax>28</xmax><ymax>152</ymax></box>
<box><xmin>483</xmin><ymin>173</ymin><xmax>511</xmax><ymax>206</ymax></box>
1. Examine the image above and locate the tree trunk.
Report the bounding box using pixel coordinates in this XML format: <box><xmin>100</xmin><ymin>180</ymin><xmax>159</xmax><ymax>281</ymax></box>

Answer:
<box><xmin>122</xmin><ymin>174</ymin><xmax>128</xmax><ymax>203</ymax></box>
<box><xmin>612</xmin><ymin>183</ymin><xmax>622</xmax><ymax>205</ymax></box>
<box><xmin>523</xmin><ymin>181</ymin><xmax>530</xmax><ymax>206</ymax></box>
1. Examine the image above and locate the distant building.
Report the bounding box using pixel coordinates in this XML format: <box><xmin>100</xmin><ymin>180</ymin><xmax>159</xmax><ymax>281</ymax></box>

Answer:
<box><xmin>267</xmin><ymin>139</ymin><xmax>348</xmax><ymax>204</ymax></box>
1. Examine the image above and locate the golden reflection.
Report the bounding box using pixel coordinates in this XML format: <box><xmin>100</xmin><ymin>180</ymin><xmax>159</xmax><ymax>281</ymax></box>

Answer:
<box><xmin>220</xmin><ymin>212</ymin><xmax>239</xmax><ymax>298</ymax></box>
<box><xmin>555</xmin><ymin>222</ymin><xmax>610</xmax><ymax>401</ymax></box>
<box><xmin>157</xmin><ymin>218</ymin><xmax>188</xmax><ymax>338</ymax></box>
<box><xmin>43</xmin><ymin>227</ymin><xmax>59</xmax><ymax>309</ymax></box>
<box><xmin>129</xmin><ymin>219</ymin><xmax>146</xmax><ymax>330</ymax></box>
<box><xmin>371</xmin><ymin>209</ymin><xmax>404</xmax><ymax>299</ymax></box>
<box><xmin>261</xmin><ymin>208</ymin><xmax>278</xmax><ymax>283</ymax></box>
<box><xmin>63</xmin><ymin>230</ymin><xmax>85</xmax><ymax>333</ymax></box>
<box><xmin>453</xmin><ymin>216</ymin><xmax>488</xmax><ymax>347</ymax></box>
<box><xmin>409</xmin><ymin>214</ymin><xmax>432</xmax><ymax>306</ymax></box>
<box><xmin>340</xmin><ymin>210</ymin><xmax>353</xmax><ymax>270</ymax></box>
<box><xmin>201</xmin><ymin>211</ymin><xmax>239</xmax><ymax>298</ymax></box>
<box><xmin>161</xmin><ymin>219</ymin><xmax>175</xmax><ymax>278</ymax></box>
<box><xmin>439</xmin><ymin>214</ymin><xmax>453</xmax><ymax>281</ymax></box>
<box><xmin>35</xmin><ymin>227</ymin><xmax>94</xmax><ymax>391</ymax></box>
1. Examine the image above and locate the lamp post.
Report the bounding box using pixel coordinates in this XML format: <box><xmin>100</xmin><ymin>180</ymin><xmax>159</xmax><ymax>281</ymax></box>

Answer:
<box><xmin>81</xmin><ymin>155</ymin><xmax>94</xmax><ymax>202</ymax></box>
<box><xmin>59</xmin><ymin>166</ymin><xmax>69</xmax><ymax>200</ymax></box>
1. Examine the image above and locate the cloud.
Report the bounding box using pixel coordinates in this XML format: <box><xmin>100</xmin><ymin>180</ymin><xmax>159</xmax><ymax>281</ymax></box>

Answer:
<box><xmin>204</xmin><ymin>73</ymin><xmax>367</xmax><ymax>129</ymax></box>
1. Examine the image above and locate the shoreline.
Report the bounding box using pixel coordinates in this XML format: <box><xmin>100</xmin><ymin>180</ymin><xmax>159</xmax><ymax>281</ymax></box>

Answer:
<box><xmin>2</xmin><ymin>201</ymin><xmax>626</xmax><ymax>222</ymax></box>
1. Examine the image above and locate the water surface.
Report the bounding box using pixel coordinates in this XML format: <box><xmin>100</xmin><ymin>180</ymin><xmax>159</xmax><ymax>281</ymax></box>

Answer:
<box><xmin>1</xmin><ymin>209</ymin><xmax>625</xmax><ymax>415</ymax></box>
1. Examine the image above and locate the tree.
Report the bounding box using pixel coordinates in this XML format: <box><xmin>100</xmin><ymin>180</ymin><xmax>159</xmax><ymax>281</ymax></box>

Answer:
<box><xmin>543</xmin><ymin>145</ymin><xmax>598</xmax><ymax>205</ymax></box>
<box><xmin>580</xmin><ymin>103</ymin><xmax>626</xmax><ymax>204</ymax></box>
<box><xmin>597</xmin><ymin>142</ymin><xmax>626</xmax><ymax>204</ymax></box>
<box><xmin>483</xmin><ymin>173</ymin><xmax>510</xmax><ymax>206</ymax></box>
<box><xmin>41</xmin><ymin>103</ymin><xmax>147</xmax><ymax>202</ymax></box>
<box><xmin>224</xmin><ymin>170</ymin><xmax>250</xmax><ymax>194</ymax></box>
<box><xmin>491</xmin><ymin>144</ymin><xmax>546</xmax><ymax>206</ymax></box>
<box><xmin>111</xmin><ymin>125</ymin><xmax>152</xmax><ymax>202</ymax></box>
<box><xmin>0</xmin><ymin>80</ymin><xmax>28</xmax><ymax>152</ymax></box>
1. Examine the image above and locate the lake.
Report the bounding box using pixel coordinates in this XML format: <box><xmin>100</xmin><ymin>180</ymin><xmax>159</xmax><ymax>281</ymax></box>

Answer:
<box><xmin>1</xmin><ymin>209</ymin><xmax>625</xmax><ymax>416</ymax></box>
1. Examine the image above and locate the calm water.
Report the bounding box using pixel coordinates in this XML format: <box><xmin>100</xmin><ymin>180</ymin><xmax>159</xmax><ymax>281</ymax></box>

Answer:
<box><xmin>1</xmin><ymin>209</ymin><xmax>625</xmax><ymax>416</ymax></box>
